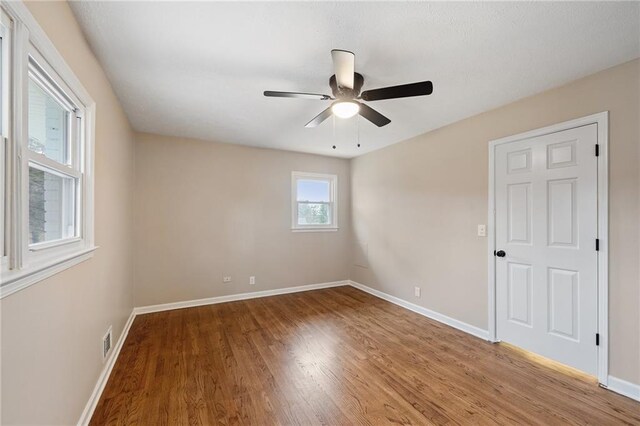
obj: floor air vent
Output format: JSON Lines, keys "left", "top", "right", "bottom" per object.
{"left": 103, "top": 327, "right": 112, "bottom": 360}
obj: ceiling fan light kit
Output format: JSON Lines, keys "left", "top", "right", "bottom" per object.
{"left": 331, "top": 100, "right": 360, "bottom": 118}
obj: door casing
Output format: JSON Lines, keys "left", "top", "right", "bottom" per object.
{"left": 487, "top": 112, "right": 609, "bottom": 386}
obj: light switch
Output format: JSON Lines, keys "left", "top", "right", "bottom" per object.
{"left": 477, "top": 224, "right": 487, "bottom": 237}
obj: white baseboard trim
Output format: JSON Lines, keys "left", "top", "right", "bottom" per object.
{"left": 134, "top": 280, "right": 349, "bottom": 315}
{"left": 606, "top": 375, "right": 640, "bottom": 401}
{"left": 348, "top": 280, "right": 490, "bottom": 341}
{"left": 77, "top": 309, "right": 136, "bottom": 426}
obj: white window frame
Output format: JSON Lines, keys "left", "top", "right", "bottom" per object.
{"left": 0, "top": 1, "right": 96, "bottom": 299}
{"left": 291, "top": 171, "right": 338, "bottom": 232}
{"left": 25, "top": 51, "right": 83, "bottom": 250}
{"left": 1, "top": 9, "right": 11, "bottom": 270}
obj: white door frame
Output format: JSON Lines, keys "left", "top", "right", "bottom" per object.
{"left": 487, "top": 111, "right": 609, "bottom": 385}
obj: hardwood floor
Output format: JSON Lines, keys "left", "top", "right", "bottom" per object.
{"left": 90, "top": 286, "right": 640, "bottom": 425}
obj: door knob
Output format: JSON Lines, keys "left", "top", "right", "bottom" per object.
{"left": 495, "top": 250, "right": 506, "bottom": 257}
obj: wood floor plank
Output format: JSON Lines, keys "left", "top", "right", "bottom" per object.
{"left": 90, "top": 286, "right": 640, "bottom": 425}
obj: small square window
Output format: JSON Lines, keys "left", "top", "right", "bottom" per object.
{"left": 292, "top": 172, "right": 337, "bottom": 231}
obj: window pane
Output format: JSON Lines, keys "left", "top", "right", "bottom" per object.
{"left": 0, "top": 36, "right": 4, "bottom": 257}
{"left": 297, "top": 202, "right": 330, "bottom": 225}
{"left": 28, "top": 78, "right": 69, "bottom": 164}
{"left": 0, "top": 35, "right": 3, "bottom": 136}
{"left": 297, "top": 179, "right": 330, "bottom": 202}
{"left": 29, "top": 166, "right": 76, "bottom": 244}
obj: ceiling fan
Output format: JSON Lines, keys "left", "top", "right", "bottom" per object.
{"left": 264, "top": 49, "right": 433, "bottom": 128}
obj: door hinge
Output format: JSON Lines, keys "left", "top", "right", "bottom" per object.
{"left": 596, "top": 333, "right": 600, "bottom": 346}
{"left": 595, "top": 239, "right": 600, "bottom": 251}
{"left": 595, "top": 144, "right": 600, "bottom": 157}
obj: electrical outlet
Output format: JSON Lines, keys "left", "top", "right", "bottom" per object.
{"left": 223, "top": 276, "right": 232, "bottom": 283}
{"left": 414, "top": 287, "right": 421, "bottom": 298}
{"left": 477, "top": 224, "right": 487, "bottom": 237}
{"left": 249, "top": 276, "right": 255, "bottom": 285}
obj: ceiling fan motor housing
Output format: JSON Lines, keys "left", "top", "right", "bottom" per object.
{"left": 330, "top": 72, "right": 364, "bottom": 99}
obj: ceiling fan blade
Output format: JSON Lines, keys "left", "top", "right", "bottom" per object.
{"left": 360, "top": 81, "right": 433, "bottom": 102}
{"left": 264, "top": 91, "right": 331, "bottom": 100}
{"left": 331, "top": 49, "right": 355, "bottom": 89}
{"left": 359, "top": 103, "right": 391, "bottom": 127}
{"left": 305, "top": 107, "right": 333, "bottom": 128}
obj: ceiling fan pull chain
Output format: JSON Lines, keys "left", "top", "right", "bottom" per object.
{"left": 357, "top": 115, "right": 361, "bottom": 148}
{"left": 332, "top": 115, "right": 337, "bottom": 149}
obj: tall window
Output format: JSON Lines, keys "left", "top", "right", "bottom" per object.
{"left": 27, "top": 61, "right": 80, "bottom": 247}
{"left": 0, "top": 9, "right": 10, "bottom": 267}
{"left": 0, "top": 2, "right": 95, "bottom": 298}
{"left": 291, "top": 171, "right": 338, "bottom": 231}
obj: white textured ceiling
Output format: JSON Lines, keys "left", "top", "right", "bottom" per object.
{"left": 70, "top": 1, "right": 639, "bottom": 158}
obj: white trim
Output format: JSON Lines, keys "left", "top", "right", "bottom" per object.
{"left": 291, "top": 227, "right": 338, "bottom": 233}
{"left": 134, "top": 280, "right": 349, "bottom": 315}
{"left": 606, "top": 375, "right": 640, "bottom": 402}
{"left": 0, "top": 245, "right": 96, "bottom": 298}
{"left": 349, "top": 280, "right": 490, "bottom": 341}
{"left": 487, "top": 140, "right": 497, "bottom": 342}
{"left": 487, "top": 112, "right": 609, "bottom": 384}
{"left": 595, "top": 114, "right": 609, "bottom": 386}
{"left": 29, "top": 236, "right": 83, "bottom": 252}
{"left": 77, "top": 310, "right": 136, "bottom": 426}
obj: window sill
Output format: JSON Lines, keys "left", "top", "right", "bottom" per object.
{"left": 0, "top": 246, "right": 97, "bottom": 299}
{"left": 291, "top": 227, "right": 339, "bottom": 233}
{"left": 29, "top": 236, "right": 83, "bottom": 252}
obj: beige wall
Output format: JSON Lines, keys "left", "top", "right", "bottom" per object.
{"left": 134, "top": 133, "right": 351, "bottom": 307}
{"left": 0, "top": 2, "right": 135, "bottom": 424}
{"left": 350, "top": 59, "right": 640, "bottom": 384}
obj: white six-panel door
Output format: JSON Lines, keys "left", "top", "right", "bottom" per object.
{"left": 495, "top": 123, "right": 598, "bottom": 375}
